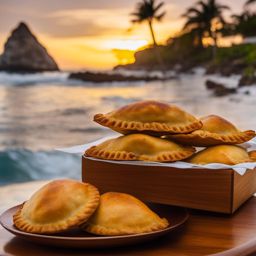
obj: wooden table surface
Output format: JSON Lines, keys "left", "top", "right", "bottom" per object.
{"left": 0, "top": 181, "right": 256, "bottom": 256}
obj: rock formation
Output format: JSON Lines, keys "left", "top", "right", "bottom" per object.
{"left": 0, "top": 22, "right": 59, "bottom": 72}
{"left": 69, "top": 71, "right": 165, "bottom": 83}
{"left": 205, "top": 79, "right": 237, "bottom": 97}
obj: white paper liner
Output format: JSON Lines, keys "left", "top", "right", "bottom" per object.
{"left": 56, "top": 136, "right": 256, "bottom": 176}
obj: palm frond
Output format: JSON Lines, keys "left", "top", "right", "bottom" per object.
{"left": 245, "top": 0, "right": 256, "bottom": 6}
{"left": 196, "top": 0, "right": 208, "bottom": 10}
{"left": 131, "top": 18, "right": 143, "bottom": 23}
{"left": 155, "top": 11, "right": 166, "bottom": 21}
{"left": 130, "top": 12, "right": 140, "bottom": 16}
{"left": 186, "top": 7, "right": 202, "bottom": 15}
{"left": 154, "top": 2, "right": 164, "bottom": 13}
{"left": 217, "top": 4, "right": 230, "bottom": 10}
{"left": 130, "top": 0, "right": 165, "bottom": 23}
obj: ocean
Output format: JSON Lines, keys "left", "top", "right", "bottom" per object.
{"left": 0, "top": 69, "right": 256, "bottom": 185}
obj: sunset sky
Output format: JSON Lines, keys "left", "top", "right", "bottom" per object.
{"left": 0, "top": 0, "right": 248, "bottom": 70}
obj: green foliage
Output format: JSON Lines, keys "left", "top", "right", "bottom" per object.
{"left": 243, "top": 66, "right": 255, "bottom": 77}
{"left": 133, "top": 43, "right": 256, "bottom": 71}
{"left": 233, "top": 13, "right": 256, "bottom": 37}
{"left": 134, "top": 42, "right": 212, "bottom": 67}
{"left": 215, "top": 44, "right": 256, "bottom": 65}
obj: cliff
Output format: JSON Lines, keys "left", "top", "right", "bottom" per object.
{"left": 0, "top": 22, "right": 59, "bottom": 72}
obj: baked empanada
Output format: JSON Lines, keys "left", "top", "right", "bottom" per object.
{"left": 85, "top": 134, "right": 195, "bottom": 162}
{"left": 84, "top": 192, "right": 169, "bottom": 236}
{"left": 187, "top": 145, "right": 252, "bottom": 165}
{"left": 249, "top": 151, "right": 256, "bottom": 161}
{"left": 13, "top": 179, "right": 100, "bottom": 234}
{"left": 94, "top": 100, "right": 202, "bottom": 135}
{"left": 168, "top": 115, "right": 255, "bottom": 146}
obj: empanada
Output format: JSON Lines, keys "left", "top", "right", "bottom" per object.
{"left": 168, "top": 115, "right": 255, "bottom": 146}
{"left": 94, "top": 100, "right": 202, "bottom": 135}
{"left": 249, "top": 151, "right": 256, "bottom": 161}
{"left": 84, "top": 192, "right": 169, "bottom": 236}
{"left": 187, "top": 145, "right": 252, "bottom": 165}
{"left": 85, "top": 134, "right": 195, "bottom": 162}
{"left": 13, "top": 179, "right": 100, "bottom": 234}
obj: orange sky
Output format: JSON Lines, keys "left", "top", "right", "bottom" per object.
{"left": 0, "top": 0, "right": 247, "bottom": 70}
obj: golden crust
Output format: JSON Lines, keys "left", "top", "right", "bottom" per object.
{"left": 249, "top": 151, "right": 256, "bottom": 161}
{"left": 84, "top": 192, "right": 169, "bottom": 236}
{"left": 85, "top": 134, "right": 195, "bottom": 162}
{"left": 168, "top": 115, "right": 255, "bottom": 146}
{"left": 94, "top": 100, "right": 202, "bottom": 135}
{"left": 13, "top": 179, "right": 100, "bottom": 234}
{"left": 187, "top": 145, "right": 252, "bottom": 165}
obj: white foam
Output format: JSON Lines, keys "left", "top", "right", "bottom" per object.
{"left": 0, "top": 71, "right": 69, "bottom": 86}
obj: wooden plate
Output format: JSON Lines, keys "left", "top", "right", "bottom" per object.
{"left": 0, "top": 203, "right": 188, "bottom": 248}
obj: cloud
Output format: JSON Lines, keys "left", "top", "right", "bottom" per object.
{"left": 44, "top": 8, "right": 131, "bottom": 37}
{"left": 0, "top": 0, "right": 245, "bottom": 40}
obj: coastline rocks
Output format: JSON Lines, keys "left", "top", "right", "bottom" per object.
{"left": 69, "top": 71, "right": 163, "bottom": 83}
{"left": 206, "top": 60, "right": 246, "bottom": 77}
{"left": 205, "top": 80, "right": 237, "bottom": 97}
{"left": 238, "top": 75, "right": 256, "bottom": 87}
{"left": 0, "top": 22, "right": 59, "bottom": 72}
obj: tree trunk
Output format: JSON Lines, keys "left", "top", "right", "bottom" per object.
{"left": 148, "top": 20, "right": 157, "bottom": 46}
{"left": 147, "top": 19, "right": 166, "bottom": 75}
{"left": 211, "top": 31, "right": 218, "bottom": 60}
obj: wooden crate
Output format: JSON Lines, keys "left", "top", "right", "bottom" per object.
{"left": 82, "top": 156, "right": 256, "bottom": 214}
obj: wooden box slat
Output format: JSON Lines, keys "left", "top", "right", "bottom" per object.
{"left": 82, "top": 157, "right": 256, "bottom": 213}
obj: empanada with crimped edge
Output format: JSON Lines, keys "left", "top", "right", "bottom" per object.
{"left": 187, "top": 145, "right": 252, "bottom": 165}
{"left": 83, "top": 192, "right": 169, "bottom": 236}
{"left": 94, "top": 100, "right": 202, "bottom": 135}
{"left": 85, "top": 134, "right": 195, "bottom": 162}
{"left": 13, "top": 179, "right": 100, "bottom": 234}
{"left": 167, "top": 115, "right": 255, "bottom": 146}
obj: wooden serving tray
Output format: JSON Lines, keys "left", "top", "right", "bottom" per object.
{"left": 1, "top": 196, "right": 256, "bottom": 255}
{"left": 82, "top": 157, "right": 256, "bottom": 213}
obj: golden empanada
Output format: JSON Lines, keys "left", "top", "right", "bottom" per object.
{"left": 94, "top": 100, "right": 202, "bottom": 135}
{"left": 168, "top": 115, "right": 255, "bottom": 146}
{"left": 85, "top": 134, "right": 195, "bottom": 162}
{"left": 187, "top": 145, "right": 252, "bottom": 165}
{"left": 13, "top": 179, "right": 100, "bottom": 234}
{"left": 84, "top": 192, "right": 169, "bottom": 236}
{"left": 249, "top": 151, "right": 256, "bottom": 161}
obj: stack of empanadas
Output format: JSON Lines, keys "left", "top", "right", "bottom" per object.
{"left": 86, "top": 100, "right": 256, "bottom": 165}
{"left": 86, "top": 100, "right": 200, "bottom": 162}
{"left": 13, "top": 179, "right": 169, "bottom": 235}
{"left": 170, "top": 115, "right": 255, "bottom": 165}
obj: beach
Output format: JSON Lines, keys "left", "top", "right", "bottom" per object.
{"left": 0, "top": 69, "right": 255, "bottom": 185}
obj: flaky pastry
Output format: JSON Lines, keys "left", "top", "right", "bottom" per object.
{"left": 13, "top": 179, "right": 100, "bottom": 234}
{"left": 85, "top": 134, "right": 195, "bottom": 162}
{"left": 94, "top": 100, "right": 202, "bottom": 135}
{"left": 84, "top": 192, "right": 169, "bottom": 236}
{"left": 249, "top": 150, "right": 256, "bottom": 161}
{"left": 167, "top": 115, "right": 255, "bottom": 146}
{"left": 187, "top": 145, "right": 252, "bottom": 165}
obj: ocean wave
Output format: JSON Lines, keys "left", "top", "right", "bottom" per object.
{"left": 0, "top": 71, "right": 69, "bottom": 86}
{"left": 0, "top": 149, "right": 80, "bottom": 185}
{"left": 238, "top": 85, "right": 256, "bottom": 96}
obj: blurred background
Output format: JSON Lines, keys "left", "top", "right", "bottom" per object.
{"left": 0, "top": 0, "right": 256, "bottom": 185}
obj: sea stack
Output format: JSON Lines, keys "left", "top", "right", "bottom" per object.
{"left": 0, "top": 22, "right": 59, "bottom": 72}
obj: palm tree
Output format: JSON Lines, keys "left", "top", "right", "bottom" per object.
{"left": 131, "top": 0, "right": 166, "bottom": 46}
{"left": 245, "top": 0, "right": 256, "bottom": 13}
{"left": 231, "top": 0, "right": 256, "bottom": 37}
{"left": 182, "top": 0, "right": 230, "bottom": 56}
{"left": 232, "top": 11, "right": 256, "bottom": 37}
{"left": 245, "top": 0, "right": 256, "bottom": 6}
